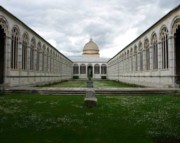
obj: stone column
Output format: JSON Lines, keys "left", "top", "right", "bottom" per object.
{"left": 4, "top": 35, "right": 11, "bottom": 86}
{"left": 27, "top": 45, "right": 30, "bottom": 83}
{"left": 59, "top": 59, "right": 62, "bottom": 81}
{"left": 39, "top": 51, "right": 42, "bottom": 72}
{"left": 48, "top": 55, "right": 50, "bottom": 73}
{"left": 122, "top": 59, "right": 124, "bottom": 73}
{"left": 34, "top": 49, "right": 37, "bottom": 82}
{"left": 124, "top": 58, "right": 127, "bottom": 73}
{"left": 86, "top": 64, "right": 88, "bottom": 79}
{"left": 43, "top": 54, "right": 46, "bottom": 74}
{"left": 58, "top": 57, "right": 60, "bottom": 74}
{"left": 158, "top": 41, "right": 162, "bottom": 70}
{"left": 18, "top": 41, "right": 22, "bottom": 85}
{"left": 168, "top": 35, "right": 175, "bottom": 86}
{"left": 148, "top": 46, "right": 154, "bottom": 83}
{"left": 168, "top": 35, "right": 175, "bottom": 74}
{"left": 27, "top": 46, "right": 30, "bottom": 73}
{"left": 143, "top": 49, "right": 146, "bottom": 71}
{"left": 137, "top": 52, "right": 140, "bottom": 72}
{"left": 125, "top": 57, "right": 127, "bottom": 73}
{"left": 78, "top": 63, "right": 80, "bottom": 76}
{"left": 92, "top": 64, "right": 95, "bottom": 78}
{"left": 149, "top": 46, "right": 153, "bottom": 72}
{"left": 39, "top": 51, "right": 42, "bottom": 82}
{"left": 133, "top": 54, "right": 135, "bottom": 72}
{"left": 118, "top": 58, "right": 120, "bottom": 81}
{"left": 18, "top": 41, "right": 22, "bottom": 70}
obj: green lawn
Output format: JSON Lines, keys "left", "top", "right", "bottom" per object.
{"left": 0, "top": 93, "right": 180, "bottom": 143}
{"left": 93, "top": 80, "right": 140, "bottom": 88}
{"left": 42, "top": 80, "right": 140, "bottom": 88}
{"left": 44, "top": 80, "right": 87, "bottom": 87}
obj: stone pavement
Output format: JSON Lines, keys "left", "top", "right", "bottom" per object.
{"left": 1, "top": 86, "right": 180, "bottom": 95}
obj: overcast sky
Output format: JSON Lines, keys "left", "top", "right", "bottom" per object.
{"left": 0, "top": 0, "right": 179, "bottom": 58}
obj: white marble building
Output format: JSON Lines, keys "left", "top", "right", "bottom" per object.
{"left": 71, "top": 39, "right": 108, "bottom": 79}
{"left": 107, "top": 5, "right": 180, "bottom": 88}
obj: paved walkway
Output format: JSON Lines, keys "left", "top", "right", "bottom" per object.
{"left": 2, "top": 86, "right": 180, "bottom": 95}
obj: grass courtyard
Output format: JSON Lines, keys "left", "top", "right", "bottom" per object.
{"left": 42, "top": 79, "right": 140, "bottom": 88}
{"left": 0, "top": 93, "right": 180, "bottom": 143}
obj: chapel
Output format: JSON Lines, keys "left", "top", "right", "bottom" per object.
{"left": 72, "top": 38, "right": 107, "bottom": 79}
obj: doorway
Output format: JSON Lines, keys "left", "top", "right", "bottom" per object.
{"left": 175, "top": 25, "right": 180, "bottom": 83}
{"left": 0, "top": 26, "right": 5, "bottom": 84}
{"left": 87, "top": 66, "right": 93, "bottom": 79}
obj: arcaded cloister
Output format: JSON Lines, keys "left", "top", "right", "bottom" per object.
{"left": 0, "top": 5, "right": 180, "bottom": 88}
{"left": 0, "top": 6, "right": 72, "bottom": 87}
{"left": 108, "top": 5, "right": 180, "bottom": 87}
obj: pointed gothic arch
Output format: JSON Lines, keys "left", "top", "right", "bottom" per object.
{"left": 151, "top": 32, "right": 158, "bottom": 69}
{"left": 30, "top": 37, "right": 36, "bottom": 70}
{"left": 0, "top": 16, "right": 9, "bottom": 34}
{"left": 160, "top": 25, "right": 169, "bottom": 69}
{"left": 130, "top": 48, "right": 133, "bottom": 72}
{"left": 11, "top": 25, "right": 20, "bottom": 69}
{"left": 134, "top": 45, "right": 138, "bottom": 71}
{"left": 0, "top": 16, "right": 9, "bottom": 84}
{"left": 0, "top": 25, "right": 5, "bottom": 84}
{"left": 42, "top": 44, "right": 46, "bottom": 71}
{"left": 144, "top": 38, "right": 150, "bottom": 70}
{"left": 36, "top": 42, "right": 41, "bottom": 71}
{"left": 139, "top": 42, "right": 143, "bottom": 71}
{"left": 22, "top": 32, "right": 29, "bottom": 70}
{"left": 172, "top": 18, "right": 180, "bottom": 83}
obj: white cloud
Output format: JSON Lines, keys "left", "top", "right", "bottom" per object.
{"left": 0, "top": 0, "right": 179, "bottom": 59}
{"left": 48, "top": 39, "right": 57, "bottom": 48}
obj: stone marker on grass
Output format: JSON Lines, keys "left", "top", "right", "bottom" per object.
{"left": 85, "top": 73, "right": 97, "bottom": 108}
{"left": 86, "top": 80, "right": 93, "bottom": 88}
{"left": 84, "top": 89, "right": 97, "bottom": 108}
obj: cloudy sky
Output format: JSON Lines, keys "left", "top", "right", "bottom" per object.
{"left": 1, "top": 0, "right": 179, "bottom": 58}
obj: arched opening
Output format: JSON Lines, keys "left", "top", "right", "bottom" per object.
{"left": 139, "top": 42, "right": 143, "bottom": 71}
{"left": 0, "top": 26, "right": 5, "bottom": 84}
{"left": 87, "top": 65, "right": 93, "bottom": 79}
{"left": 101, "top": 64, "right": 107, "bottom": 74}
{"left": 145, "top": 38, "right": 150, "bottom": 70}
{"left": 160, "top": 27, "right": 169, "bottom": 69}
{"left": 22, "top": 33, "right": 28, "bottom": 70}
{"left": 94, "top": 64, "right": 100, "bottom": 74}
{"left": 73, "top": 64, "right": 79, "bottom": 74}
{"left": 152, "top": 33, "right": 158, "bottom": 69}
{"left": 80, "top": 64, "right": 86, "bottom": 74}
{"left": 11, "top": 26, "right": 19, "bottom": 69}
{"left": 175, "top": 25, "right": 180, "bottom": 83}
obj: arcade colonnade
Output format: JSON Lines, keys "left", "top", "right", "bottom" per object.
{"left": 107, "top": 5, "right": 180, "bottom": 88}
{"left": 73, "top": 63, "right": 107, "bottom": 79}
{"left": 1, "top": 5, "right": 180, "bottom": 88}
{"left": 0, "top": 7, "right": 72, "bottom": 87}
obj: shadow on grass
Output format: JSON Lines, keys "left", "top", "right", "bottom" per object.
{"left": 153, "top": 137, "right": 180, "bottom": 143}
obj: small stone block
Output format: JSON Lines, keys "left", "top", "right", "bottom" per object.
{"left": 84, "top": 89, "right": 97, "bottom": 108}
{"left": 86, "top": 81, "right": 93, "bottom": 88}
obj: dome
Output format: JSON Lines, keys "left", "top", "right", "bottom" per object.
{"left": 83, "top": 38, "right": 99, "bottom": 57}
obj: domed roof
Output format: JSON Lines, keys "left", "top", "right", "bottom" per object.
{"left": 83, "top": 38, "right": 99, "bottom": 57}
